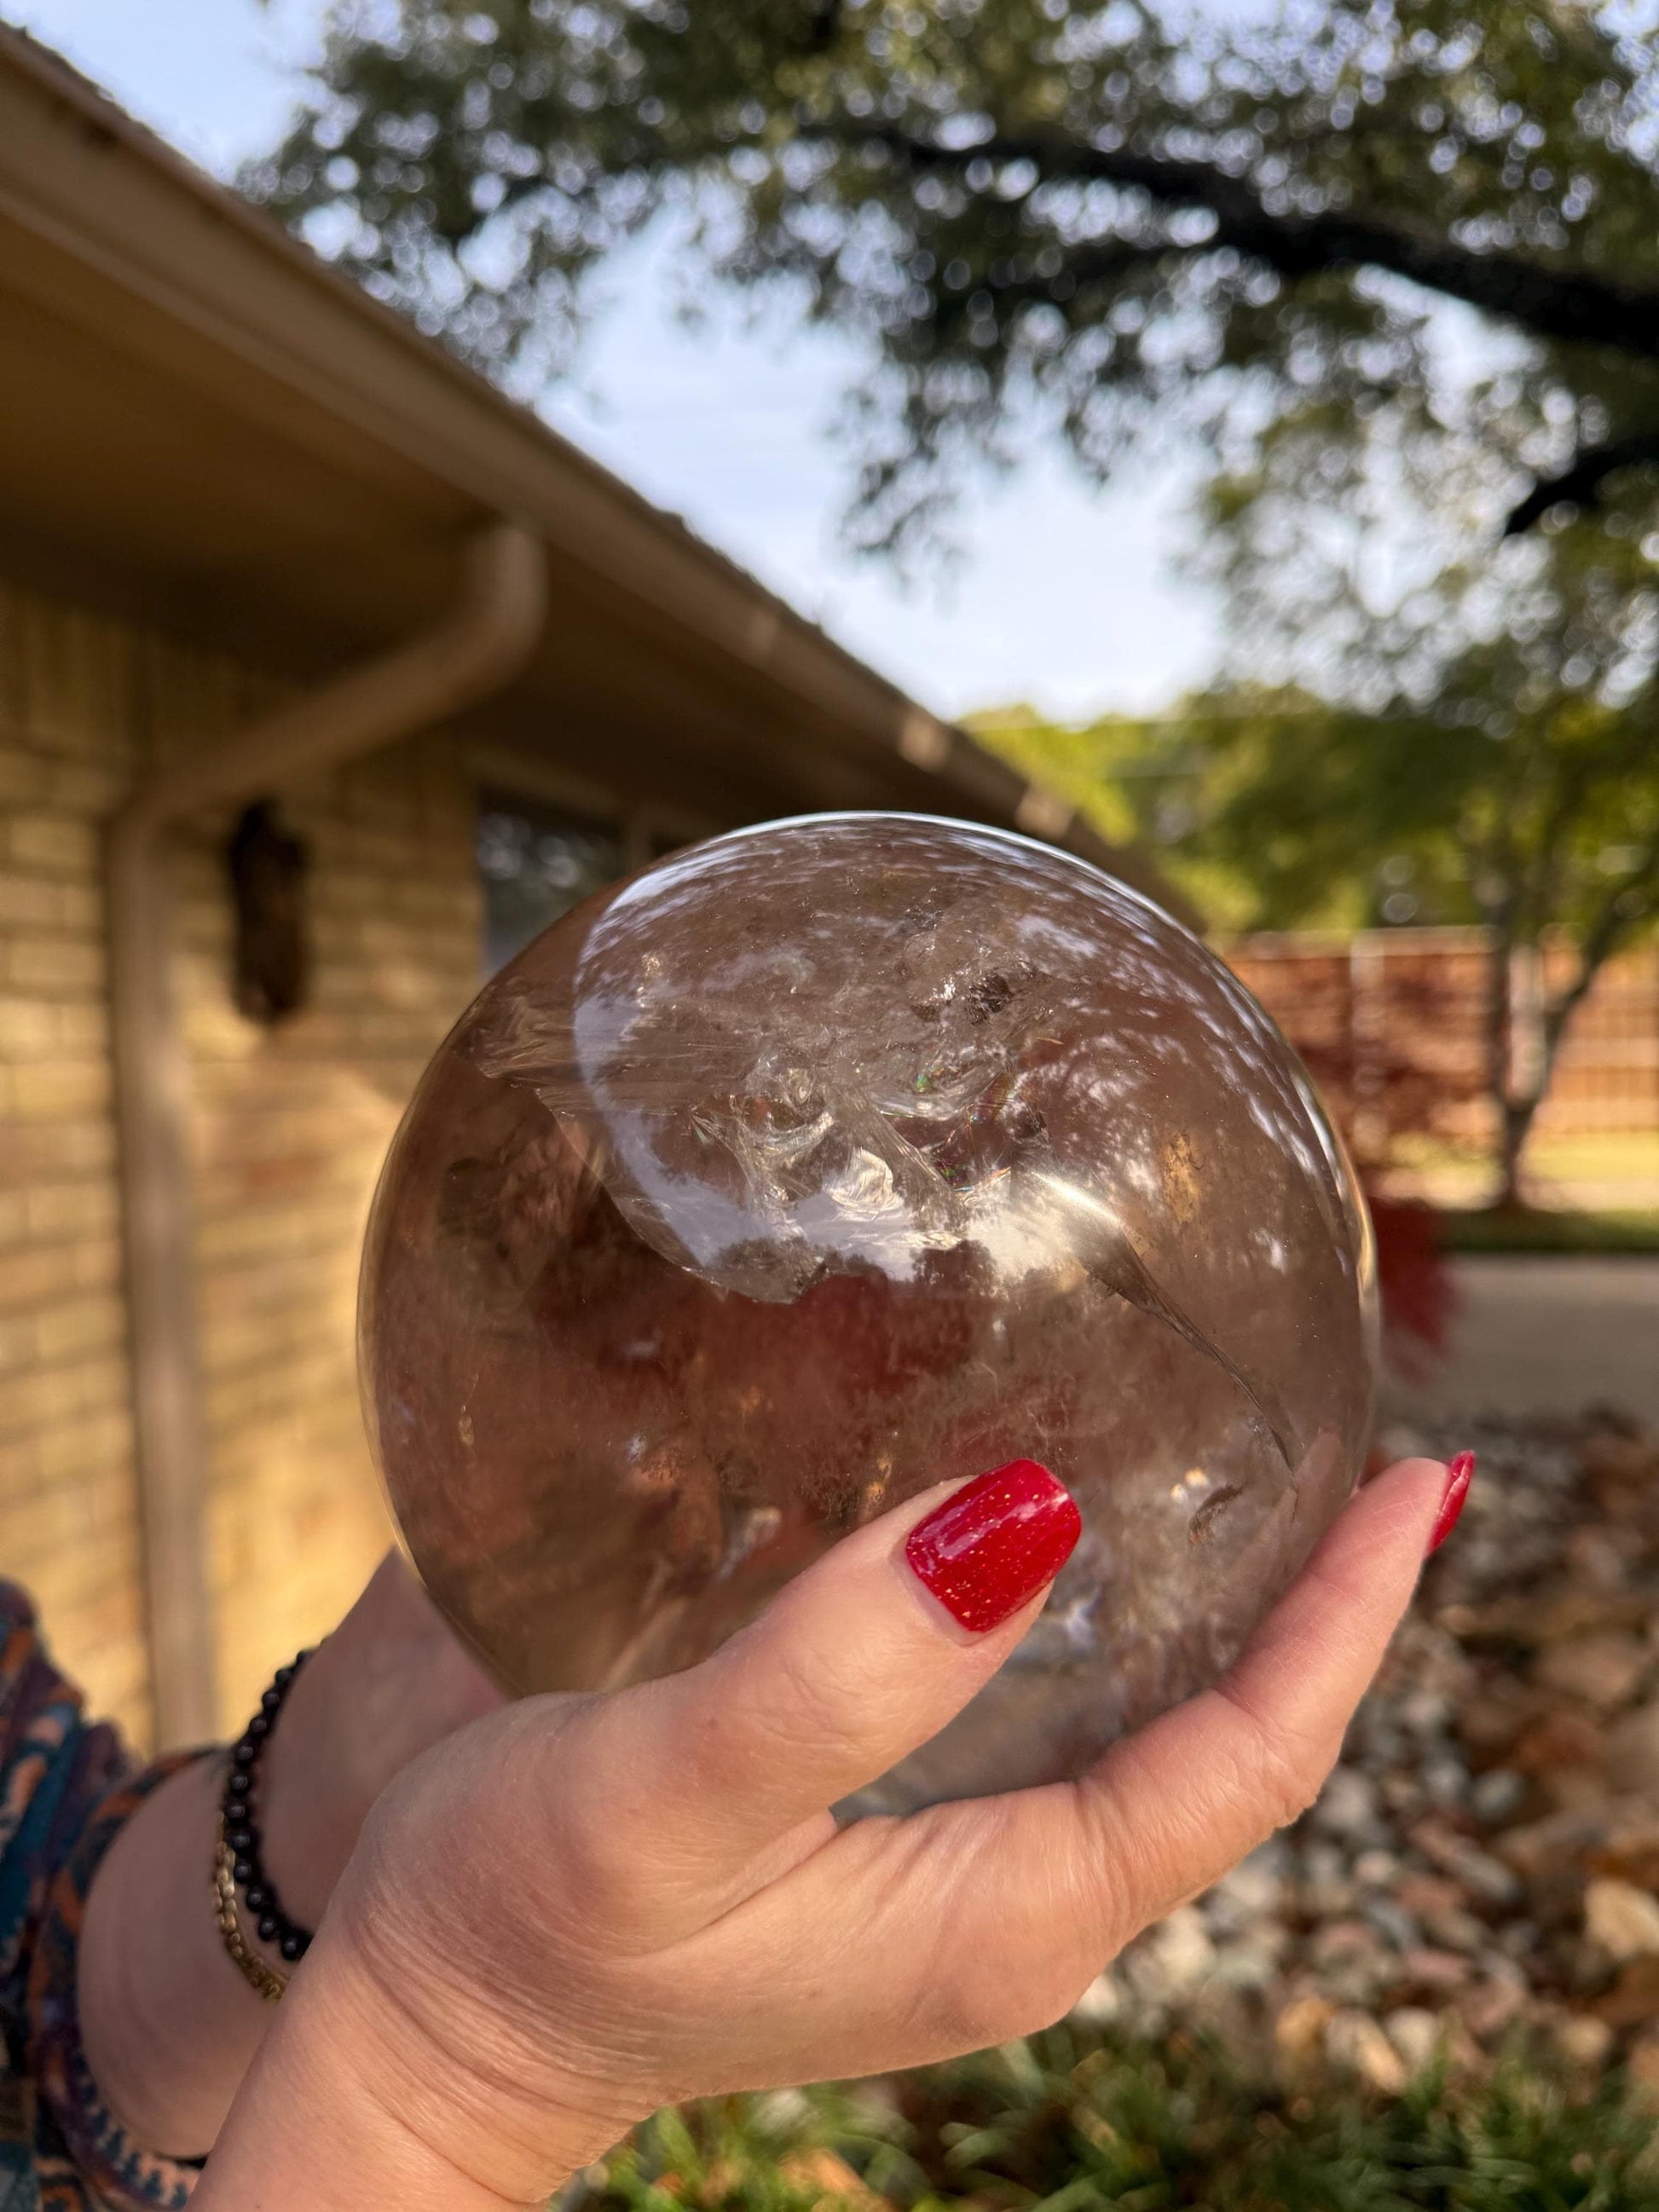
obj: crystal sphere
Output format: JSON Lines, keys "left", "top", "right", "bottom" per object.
{"left": 360, "top": 814, "right": 1376, "bottom": 1814}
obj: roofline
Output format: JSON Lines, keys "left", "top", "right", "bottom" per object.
{"left": 0, "top": 24, "right": 818, "bottom": 621}
{"left": 0, "top": 25, "right": 1196, "bottom": 923}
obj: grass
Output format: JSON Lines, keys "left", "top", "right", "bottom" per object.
{"left": 575, "top": 2031, "right": 1659, "bottom": 2212}
{"left": 1435, "top": 1206, "right": 1659, "bottom": 1255}
{"left": 1365, "top": 1129, "right": 1659, "bottom": 1251}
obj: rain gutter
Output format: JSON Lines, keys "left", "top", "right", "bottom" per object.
{"left": 107, "top": 522, "right": 546, "bottom": 1746}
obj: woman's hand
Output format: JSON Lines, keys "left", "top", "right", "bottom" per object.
{"left": 196, "top": 1453, "right": 1455, "bottom": 2212}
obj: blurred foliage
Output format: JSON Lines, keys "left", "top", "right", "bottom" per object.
{"left": 250, "top": 0, "right": 1659, "bottom": 922}
{"left": 1436, "top": 1203, "right": 1659, "bottom": 1251}
{"left": 973, "top": 646, "right": 1659, "bottom": 1194}
{"left": 247, "top": 2, "right": 1659, "bottom": 555}
{"left": 963, "top": 701, "right": 1270, "bottom": 929}
{"left": 1182, "top": 332, "right": 1659, "bottom": 949}
{"left": 248, "top": 1, "right": 1659, "bottom": 1193}
{"left": 973, "top": 652, "right": 1659, "bottom": 950}
{"left": 579, "top": 2029, "right": 1659, "bottom": 2212}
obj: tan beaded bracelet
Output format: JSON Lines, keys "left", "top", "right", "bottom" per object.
{"left": 212, "top": 1815, "right": 288, "bottom": 2004}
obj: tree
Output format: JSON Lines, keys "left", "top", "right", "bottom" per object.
{"left": 1174, "top": 688, "right": 1658, "bottom": 1203}
{"left": 1146, "top": 357, "right": 1659, "bottom": 1204}
{"left": 248, "top": 0, "right": 1659, "bottom": 1199}
{"left": 977, "top": 652, "right": 1659, "bottom": 1205}
{"left": 962, "top": 702, "right": 1270, "bottom": 927}
{"left": 249, "top": 1, "right": 1659, "bottom": 552}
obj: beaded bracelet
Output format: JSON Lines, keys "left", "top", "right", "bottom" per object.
{"left": 212, "top": 1818, "right": 288, "bottom": 2002}
{"left": 216, "top": 1649, "right": 316, "bottom": 1990}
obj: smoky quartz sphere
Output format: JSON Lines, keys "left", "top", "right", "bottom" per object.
{"left": 361, "top": 814, "right": 1376, "bottom": 1815}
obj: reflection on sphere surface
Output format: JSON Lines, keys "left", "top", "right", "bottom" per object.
{"left": 360, "top": 814, "right": 1375, "bottom": 1813}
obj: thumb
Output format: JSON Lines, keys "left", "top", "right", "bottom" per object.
{"left": 583, "top": 1458, "right": 1080, "bottom": 1874}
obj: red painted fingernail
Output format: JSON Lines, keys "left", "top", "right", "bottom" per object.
{"left": 1427, "top": 1452, "right": 1475, "bottom": 1555}
{"left": 905, "top": 1459, "right": 1081, "bottom": 1633}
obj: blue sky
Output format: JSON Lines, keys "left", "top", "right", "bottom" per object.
{"left": 4, "top": 0, "right": 1221, "bottom": 722}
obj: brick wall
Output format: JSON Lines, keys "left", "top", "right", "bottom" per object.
{"left": 0, "top": 580, "right": 483, "bottom": 1743}
{"left": 0, "top": 593, "right": 139, "bottom": 1731}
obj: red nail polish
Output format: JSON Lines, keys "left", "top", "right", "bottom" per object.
{"left": 905, "top": 1459, "right": 1082, "bottom": 1633}
{"left": 1427, "top": 1452, "right": 1475, "bottom": 1555}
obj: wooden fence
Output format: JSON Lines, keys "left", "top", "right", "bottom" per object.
{"left": 1224, "top": 929, "right": 1659, "bottom": 1160}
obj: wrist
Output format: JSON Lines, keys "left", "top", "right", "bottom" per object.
{"left": 257, "top": 1556, "right": 505, "bottom": 1930}
{"left": 194, "top": 1909, "right": 614, "bottom": 2212}
{"left": 79, "top": 1754, "right": 272, "bottom": 2157}
{"left": 255, "top": 1645, "right": 375, "bottom": 1930}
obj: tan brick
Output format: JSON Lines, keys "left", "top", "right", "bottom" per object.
{"left": 0, "top": 1431, "right": 41, "bottom": 1498}
{"left": 71, "top": 1237, "right": 119, "bottom": 1293}
{"left": 2, "top": 1483, "right": 92, "bottom": 1564}
{"left": 7, "top": 937, "right": 102, "bottom": 994}
{"left": 1, "top": 1413, "right": 125, "bottom": 1500}
{"left": 0, "top": 746, "right": 50, "bottom": 805}
{"left": 193, "top": 1212, "right": 293, "bottom": 1268}
{"left": 6, "top": 811, "right": 98, "bottom": 876}
{"left": 34, "top": 1292, "right": 124, "bottom": 1364}
{"left": 309, "top": 872, "right": 383, "bottom": 918}
{"left": 25, "top": 1182, "right": 116, "bottom": 1240}
{"left": 206, "top": 1311, "right": 346, "bottom": 1379}
{"left": 0, "top": 1119, "right": 114, "bottom": 1181}
{"left": 36, "top": 1408, "right": 130, "bottom": 1483}
{"left": 0, "top": 1362, "right": 127, "bottom": 1452}
{"left": 0, "top": 871, "right": 61, "bottom": 929}
{"left": 0, "top": 1311, "right": 38, "bottom": 1374}
{"left": 0, "top": 1239, "right": 115, "bottom": 1318}
{"left": 55, "top": 883, "right": 102, "bottom": 934}
{"left": 55, "top": 1003, "right": 109, "bottom": 1054}
{"left": 0, "top": 1242, "right": 82, "bottom": 1311}
{"left": 0, "top": 996, "right": 58, "bottom": 1057}
{"left": 48, "top": 759, "right": 125, "bottom": 811}
{"left": 9, "top": 1061, "right": 110, "bottom": 1121}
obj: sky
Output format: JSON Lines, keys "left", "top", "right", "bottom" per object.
{"left": 3, "top": 0, "right": 1222, "bottom": 723}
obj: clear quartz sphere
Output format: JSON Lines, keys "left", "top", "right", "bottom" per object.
{"left": 360, "top": 814, "right": 1376, "bottom": 1814}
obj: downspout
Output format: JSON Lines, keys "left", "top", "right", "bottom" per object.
{"left": 108, "top": 522, "right": 547, "bottom": 1747}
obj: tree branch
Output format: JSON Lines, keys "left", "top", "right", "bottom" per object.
{"left": 802, "top": 2, "right": 843, "bottom": 53}
{"left": 1540, "top": 843, "right": 1659, "bottom": 1068}
{"left": 1502, "top": 429, "right": 1659, "bottom": 534}
{"left": 830, "top": 123, "right": 1659, "bottom": 366}
{"left": 934, "top": 234, "right": 1183, "bottom": 318}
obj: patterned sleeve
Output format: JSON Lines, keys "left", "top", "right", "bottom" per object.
{"left": 0, "top": 1580, "right": 203, "bottom": 2209}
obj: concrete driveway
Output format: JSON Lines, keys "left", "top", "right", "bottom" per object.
{"left": 1379, "top": 1256, "right": 1659, "bottom": 1431}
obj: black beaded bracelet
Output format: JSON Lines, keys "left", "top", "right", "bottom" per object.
{"left": 219, "top": 1649, "right": 316, "bottom": 1966}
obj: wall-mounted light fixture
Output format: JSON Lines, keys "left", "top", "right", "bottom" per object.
{"left": 227, "top": 800, "right": 310, "bottom": 1022}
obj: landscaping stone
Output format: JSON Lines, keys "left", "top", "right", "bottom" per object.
{"left": 1382, "top": 2006, "right": 1442, "bottom": 2077}
{"left": 1586, "top": 1878, "right": 1659, "bottom": 1963}
{"left": 1073, "top": 1410, "right": 1659, "bottom": 2086}
{"left": 1326, "top": 2008, "right": 1408, "bottom": 2094}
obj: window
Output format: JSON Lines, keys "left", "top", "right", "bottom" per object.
{"left": 476, "top": 797, "right": 623, "bottom": 973}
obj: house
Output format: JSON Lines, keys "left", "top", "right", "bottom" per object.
{"left": 0, "top": 26, "right": 1182, "bottom": 1749}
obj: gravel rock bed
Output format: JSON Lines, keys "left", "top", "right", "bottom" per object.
{"left": 1072, "top": 1410, "right": 1659, "bottom": 2093}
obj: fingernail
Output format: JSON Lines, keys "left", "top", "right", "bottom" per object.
{"left": 1427, "top": 1451, "right": 1476, "bottom": 1555}
{"left": 905, "top": 1459, "right": 1082, "bottom": 1633}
